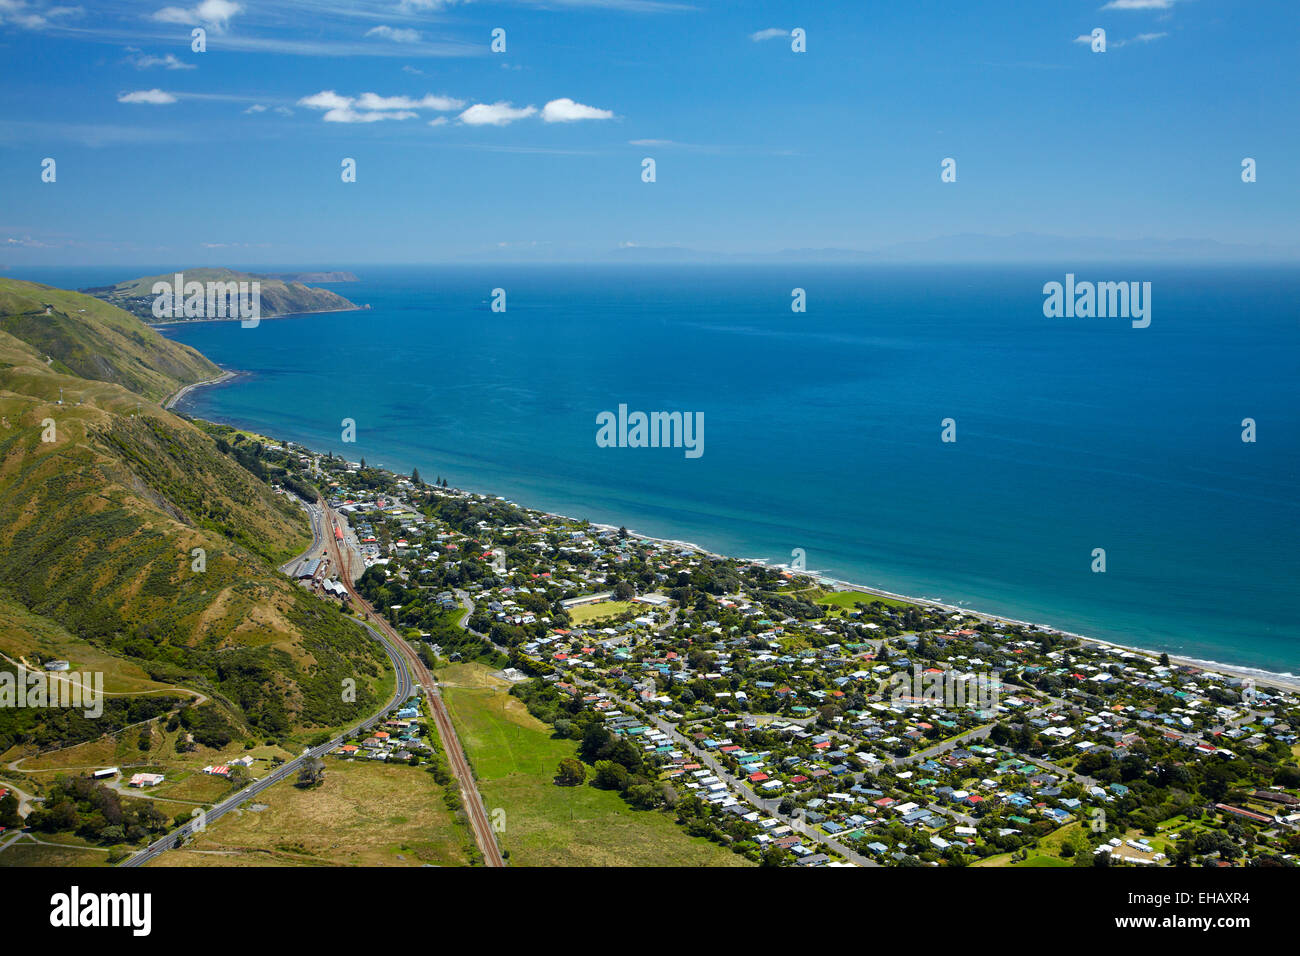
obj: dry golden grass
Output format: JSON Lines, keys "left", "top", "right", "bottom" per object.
{"left": 150, "top": 758, "right": 475, "bottom": 867}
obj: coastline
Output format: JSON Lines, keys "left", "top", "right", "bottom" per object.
{"left": 166, "top": 392, "right": 1300, "bottom": 697}
{"left": 583, "top": 525, "right": 1300, "bottom": 696}
{"left": 163, "top": 369, "right": 237, "bottom": 410}
{"left": 148, "top": 305, "right": 368, "bottom": 329}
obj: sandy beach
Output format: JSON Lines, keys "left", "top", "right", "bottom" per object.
{"left": 163, "top": 369, "right": 236, "bottom": 410}
{"left": 587, "top": 523, "right": 1300, "bottom": 696}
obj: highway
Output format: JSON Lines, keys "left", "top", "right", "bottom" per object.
{"left": 278, "top": 497, "right": 327, "bottom": 576}
{"left": 121, "top": 618, "right": 412, "bottom": 867}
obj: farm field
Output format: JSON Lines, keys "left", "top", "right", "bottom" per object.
{"left": 438, "top": 662, "right": 752, "bottom": 868}
{"left": 147, "top": 757, "right": 476, "bottom": 867}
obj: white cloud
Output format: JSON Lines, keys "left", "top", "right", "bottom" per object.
{"left": 0, "top": 0, "right": 81, "bottom": 29}
{"left": 152, "top": 0, "right": 242, "bottom": 32}
{"left": 118, "top": 88, "right": 177, "bottom": 104}
{"left": 366, "top": 25, "right": 420, "bottom": 43}
{"left": 243, "top": 103, "right": 266, "bottom": 113}
{"left": 357, "top": 92, "right": 463, "bottom": 111}
{"left": 428, "top": 117, "right": 448, "bottom": 127}
{"left": 1076, "top": 29, "right": 1168, "bottom": 48}
{"left": 458, "top": 101, "right": 537, "bottom": 126}
{"left": 298, "top": 89, "right": 354, "bottom": 111}
{"left": 749, "top": 28, "right": 789, "bottom": 42}
{"left": 1101, "top": 0, "right": 1174, "bottom": 9}
{"left": 323, "top": 107, "right": 417, "bottom": 123}
{"left": 298, "top": 89, "right": 461, "bottom": 123}
{"left": 128, "top": 50, "right": 196, "bottom": 70}
{"left": 541, "top": 97, "right": 614, "bottom": 123}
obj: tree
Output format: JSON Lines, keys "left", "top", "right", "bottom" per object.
{"left": 625, "top": 783, "right": 663, "bottom": 809}
{"left": 0, "top": 793, "right": 19, "bottom": 828}
{"left": 556, "top": 757, "right": 586, "bottom": 787}
{"left": 411, "top": 467, "right": 422, "bottom": 486}
{"left": 593, "top": 760, "right": 630, "bottom": 792}
{"left": 296, "top": 757, "right": 325, "bottom": 789}
{"left": 579, "top": 724, "right": 614, "bottom": 763}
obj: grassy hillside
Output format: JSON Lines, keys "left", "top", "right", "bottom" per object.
{"left": 0, "top": 278, "right": 218, "bottom": 403}
{"left": 0, "top": 279, "right": 389, "bottom": 762}
{"left": 82, "top": 268, "right": 358, "bottom": 322}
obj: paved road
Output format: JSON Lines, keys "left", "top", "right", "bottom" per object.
{"left": 0, "top": 778, "right": 42, "bottom": 817}
{"left": 278, "top": 498, "right": 326, "bottom": 576}
{"left": 121, "top": 619, "right": 412, "bottom": 867}
{"left": 326, "top": 506, "right": 504, "bottom": 867}
{"left": 163, "top": 370, "right": 235, "bottom": 411}
{"left": 559, "top": 668, "right": 878, "bottom": 867}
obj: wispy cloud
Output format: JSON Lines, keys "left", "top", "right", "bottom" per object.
{"left": 152, "top": 0, "right": 242, "bottom": 33}
{"left": 1101, "top": 0, "right": 1175, "bottom": 9}
{"left": 357, "top": 92, "right": 463, "bottom": 110}
{"left": 1074, "top": 30, "right": 1168, "bottom": 48}
{"left": 118, "top": 88, "right": 178, "bottom": 104}
{"left": 297, "top": 89, "right": 462, "bottom": 123}
{"left": 749, "top": 28, "right": 789, "bottom": 42}
{"left": 627, "top": 138, "right": 791, "bottom": 156}
{"left": 125, "top": 48, "right": 196, "bottom": 70}
{"left": 0, "top": 1, "right": 82, "bottom": 30}
{"left": 365, "top": 24, "right": 420, "bottom": 43}
{"left": 0, "top": 118, "right": 193, "bottom": 146}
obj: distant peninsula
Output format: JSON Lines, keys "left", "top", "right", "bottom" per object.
{"left": 81, "top": 268, "right": 362, "bottom": 323}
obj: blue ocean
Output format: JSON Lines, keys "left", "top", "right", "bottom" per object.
{"left": 27, "top": 265, "right": 1300, "bottom": 674}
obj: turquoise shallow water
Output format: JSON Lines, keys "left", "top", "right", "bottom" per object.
{"left": 28, "top": 264, "right": 1300, "bottom": 674}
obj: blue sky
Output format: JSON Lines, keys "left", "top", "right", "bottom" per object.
{"left": 1, "top": 0, "right": 1297, "bottom": 265}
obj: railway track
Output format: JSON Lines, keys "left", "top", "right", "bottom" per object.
{"left": 322, "top": 503, "right": 504, "bottom": 868}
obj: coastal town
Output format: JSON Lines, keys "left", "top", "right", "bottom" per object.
{"left": 265, "top": 435, "right": 1300, "bottom": 868}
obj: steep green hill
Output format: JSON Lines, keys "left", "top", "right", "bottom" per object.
{"left": 82, "top": 268, "right": 359, "bottom": 323}
{"left": 0, "top": 278, "right": 387, "bottom": 757}
{"left": 0, "top": 279, "right": 219, "bottom": 402}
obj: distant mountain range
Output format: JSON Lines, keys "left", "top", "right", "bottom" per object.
{"left": 81, "top": 268, "right": 360, "bottom": 322}
{"left": 598, "top": 234, "right": 1300, "bottom": 264}
{"left": 258, "top": 271, "right": 357, "bottom": 283}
